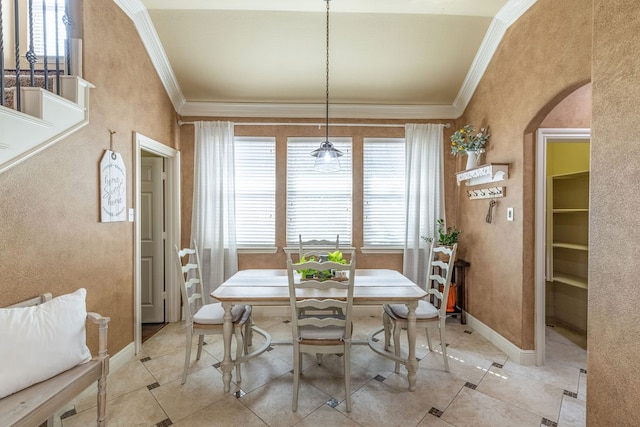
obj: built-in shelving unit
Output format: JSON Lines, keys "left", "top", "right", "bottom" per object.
{"left": 546, "top": 170, "right": 589, "bottom": 289}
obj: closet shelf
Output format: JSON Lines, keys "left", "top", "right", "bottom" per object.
{"left": 552, "top": 273, "right": 588, "bottom": 289}
{"left": 552, "top": 242, "right": 588, "bottom": 251}
{"left": 553, "top": 208, "right": 589, "bottom": 213}
{"left": 456, "top": 163, "right": 509, "bottom": 186}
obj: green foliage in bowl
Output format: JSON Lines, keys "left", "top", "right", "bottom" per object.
{"left": 296, "top": 250, "right": 347, "bottom": 280}
{"left": 421, "top": 219, "right": 461, "bottom": 246}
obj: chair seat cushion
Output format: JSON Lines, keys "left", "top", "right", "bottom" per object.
{"left": 386, "top": 300, "right": 439, "bottom": 320}
{"left": 194, "top": 303, "right": 247, "bottom": 324}
{"left": 298, "top": 325, "right": 345, "bottom": 341}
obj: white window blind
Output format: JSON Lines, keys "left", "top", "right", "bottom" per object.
{"left": 286, "top": 137, "right": 352, "bottom": 245}
{"left": 234, "top": 137, "right": 276, "bottom": 247}
{"left": 363, "top": 138, "right": 406, "bottom": 246}
{"left": 29, "top": 0, "right": 67, "bottom": 58}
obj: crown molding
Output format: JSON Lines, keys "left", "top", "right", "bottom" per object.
{"left": 496, "top": 0, "right": 539, "bottom": 27}
{"left": 116, "top": 0, "right": 537, "bottom": 120}
{"left": 179, "top": 102, "right": 458, "bottom": 120}
{"left": 114, "top": 0, "right": 186, "bottom": 112}
{"left": 453, "top": 0, "right": 538, "bottom": 113}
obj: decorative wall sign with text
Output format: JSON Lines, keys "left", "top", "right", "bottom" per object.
{"left": 100, "top": 150, "right": 126, "bottom": 222}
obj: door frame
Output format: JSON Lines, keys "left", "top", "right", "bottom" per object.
{"left": 134, "top": 132, "right": 181, "bottom": 354}
{"left": 534, "top": 127, "right": 590, "bottom": 365}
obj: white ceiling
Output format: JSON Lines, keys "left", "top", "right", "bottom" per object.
{"left": 131, "top": 0, "right": 536, "bottom": 118}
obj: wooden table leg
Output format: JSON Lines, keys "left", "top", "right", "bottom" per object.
{"left": 405, "top": 300, "right": 418, "bottom": 391}
{"left": 221, "top": 302, "right": 234, "bottom": 393}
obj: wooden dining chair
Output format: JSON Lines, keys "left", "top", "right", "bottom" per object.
{"left": 286, "top": 250, "right": 356, "bottom": 412}
{"left": 174, "top": 241, "right": 252, "bottom": 384}
{"left": 382, "top": 242, "right": 458, "bottom": 372}
{"left": 297, "top": 234, "right": 343, "bottom": 316}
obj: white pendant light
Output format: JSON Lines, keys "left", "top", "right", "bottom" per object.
{"left": 311, "top": 0, "right": 343, "bottom": 172}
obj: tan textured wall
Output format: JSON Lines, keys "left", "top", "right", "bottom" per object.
{"left": 178, "top": 119, "right": 457, "bottom": 272}
{"left": 540, "top": 83, "right": 592, "bottom": 129}
{"left": 590, "top": 1, "right": 640, "bottom": 424}
{"left": 0, "top": 0, "right": 177, "bottom": 355}
{"left": 456, "top": 0, "right": 591, "bottom": 349}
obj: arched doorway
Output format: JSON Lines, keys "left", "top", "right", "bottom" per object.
{"left": 528, "top": 83, "right": 591, "bottom": 364}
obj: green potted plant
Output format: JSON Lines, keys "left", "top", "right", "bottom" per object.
{"left": 422, "top": 219, "right": 461, "bottom": 246}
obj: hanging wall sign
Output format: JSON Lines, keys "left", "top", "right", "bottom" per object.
{"left": 100, "top": 150, "right": 126, "bottom": 222}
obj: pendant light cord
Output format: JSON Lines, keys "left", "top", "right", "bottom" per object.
{"left": 325, "top": 0, "right": 330, "bottom": 143}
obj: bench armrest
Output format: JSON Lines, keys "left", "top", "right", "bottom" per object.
{"left": 87, "top": 312, "right": 110, "bottom": 362}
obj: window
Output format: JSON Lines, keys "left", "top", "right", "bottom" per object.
{"left": 29, "top": 0, "right": 67, "bottom": 58}
{"left": 286, "top": 137, "right": 352, "bottom": 245}
{"left": 234, "top": 137, "right": 276, "bottom": 247}
{"left": 363, "top": 138, "right": 406, "bottom": 246}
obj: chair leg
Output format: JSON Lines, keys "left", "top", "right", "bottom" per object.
{"left": 425, "top": 325, "right": 433, "bottom": 351}
{"left": 344, "top": 343, "right": 352, "bottom": 412}
{"left": 182, "top": 327, "right": 193, "bottom": 384}
{"left": 244, "top": 320, "right": 251, "bottom": 355}
{"left": 196, "top": 334, "right": 205, "bottom": 360}
{"left": 292, "top": 342, "right": 300, "bottom": 412}
{"left": 392, "top": 322, "right": 401, "bottom": 374}
{"left": 383, "top": 312, "right": 392, "bottom": 351}
{"left": 439, "top": 317, "right": 449, "bottom": 372}
{"left": 234, "top": 327, "right": 244, "bottom": 384}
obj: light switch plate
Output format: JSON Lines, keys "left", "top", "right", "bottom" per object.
{"left": 507, "top": 207, "right": 514, "bottom": 221}
{"left": 128, "top": 208, "right": 135, "bottom": 222}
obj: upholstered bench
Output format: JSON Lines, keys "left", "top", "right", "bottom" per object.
{"left": 0, "top": 289, "right": 110, "bottom": 427}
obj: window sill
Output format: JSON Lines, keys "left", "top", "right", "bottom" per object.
{"left": 360, "top": 246, "right": 404, "bottom": 255}
{"left": 239, "top": 246, "right": 403, "bottom": 255}
{"left": 237, "top": 247, "right": 278, "bottom": 254}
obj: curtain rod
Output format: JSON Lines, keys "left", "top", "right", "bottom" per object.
{"left": 177, "top": 120, "right": 450, "bottom": 129}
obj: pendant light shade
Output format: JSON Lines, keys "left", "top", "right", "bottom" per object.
{"left": 312, "top": 0, "right": 341, "bottom": 172}
{"left": 311, "top": 140, "right": 343, "bottom": 172}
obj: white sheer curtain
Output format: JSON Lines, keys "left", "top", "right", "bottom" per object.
{"left": 403, "top": 123, "right": 446, "bottom": 287}
{"left": 191, "top": 121, "right": 238, "bottom": 301}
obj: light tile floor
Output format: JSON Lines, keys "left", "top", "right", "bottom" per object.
{"left": 61, "top": 316, "right": 587, "bottom": 427}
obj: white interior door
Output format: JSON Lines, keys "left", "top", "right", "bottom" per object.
{"left": 141, "top": 156, "right": 165, "bottom": 323}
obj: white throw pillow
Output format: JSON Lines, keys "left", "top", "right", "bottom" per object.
{"left": 0, "top": 288, "right": 92, "bottom": 399}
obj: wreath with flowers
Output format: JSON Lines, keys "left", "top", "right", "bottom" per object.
{"left": 450, "top": 124, "right": 490, "bottom": 155}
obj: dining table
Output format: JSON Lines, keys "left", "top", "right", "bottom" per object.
{"left": 211, "top": 268, "right": 428, "bottom": 393}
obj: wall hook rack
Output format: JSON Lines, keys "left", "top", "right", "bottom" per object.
{"left": 466, "top": 186, "right": 505, "bottom": 200}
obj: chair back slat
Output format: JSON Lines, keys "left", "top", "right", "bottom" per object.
{"left": 298, "top": 316, "right": 347, "bottom": 329}
{"left": 182, "top": 263, "right": 198, "bottom": 273}
{"left": 431, "top": 259, "right": 450, "bottom": 270}
{"left": 297, "top": 299, "right": 347, "bottom": 310}
{"left": 295, "top": 280, "right": 350, "bottom": 291}
{"left": 298, "top": 234, "right": 340, "bottom": 262}
{"left": 429, "top": 274, "right": 447, "bottom": 286}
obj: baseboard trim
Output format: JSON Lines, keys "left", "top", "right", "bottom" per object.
{"left": 466, "top": 313, "right": 537, "bottom": 366}
{"left": 109, "top": 342, "right": 137, "bottom": 373}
